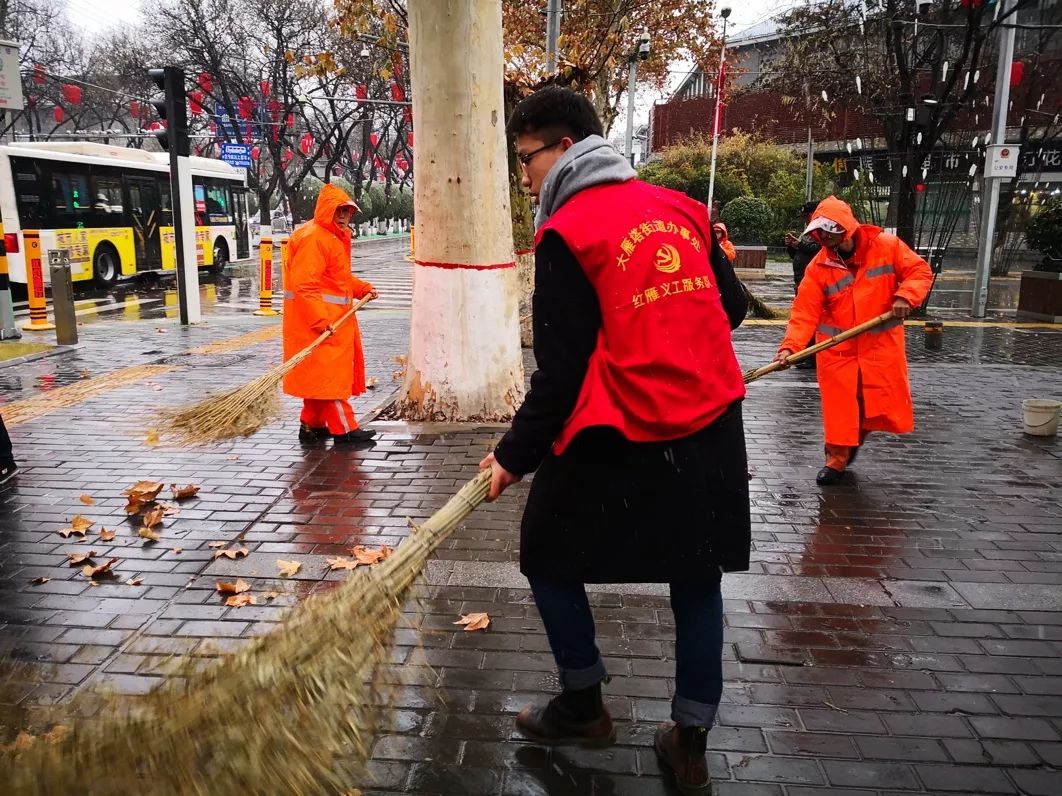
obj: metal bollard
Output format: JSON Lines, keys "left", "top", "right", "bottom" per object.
{"left": 49, "top": 251, "right": 78, "bottom": 346}
{"left": 253, "top": 236, "right": 278, "bottom": 317}
{"left": 0, "top": 222, "right": 23, "bottom": 340}
{"left": 20, "top": 230, "right": 55, "bottom": 331}
{"left": 924, "top": 320, "right": 943, "bottom": 351}
{"left": 278, "top": 236, "right": 289, "bottom": 307}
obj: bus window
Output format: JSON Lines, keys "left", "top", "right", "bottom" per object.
{"left": 205, "top": 181, "right": 233, "bottom": 224}
{"left": 193, "top": 183, "right": 207, "bottom": 226}
{"left": 51, "top": 168, "right": 92, "bottom": 228}
{"left": 91, "top": 175, "right": 124, "bottom": 215}
{"left": 10, "top": 157, "right": 50, "bottom": 228}
{"left": 158, "top": 179, "right": 173, "bottom": 228}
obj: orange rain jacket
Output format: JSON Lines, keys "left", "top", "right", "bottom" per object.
{"left": 714, "top": 222, "right": 737, "bottom": 262}
{"left": 282, "top": 184, "right": 375, "bottom": 400}
{"left": 779, "top": 196, "right": 933, "bottom": 446}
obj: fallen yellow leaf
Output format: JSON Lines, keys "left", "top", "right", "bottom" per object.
{"left": 126, "top": 577, "right": 144, "bottom": 586}
{"left": 326, "top": 556, "right": 359, "bottom": 571}
{"left": 171, "top": 483, "right": 200, "bottom": 501}
{"left": 123, "top": 480, "right": 164, "bottom": 501}
{"left": 79, "top": 494, "right": 95, "bottom": 506}
{"left": 138, "top": 527, "right": 160, "bottom": 542}
{"left": 70, "top": 515, "right": 94, "bottom": 532}
{"left": 66, "top": 550, "right": 98, "bottom": 565}
{"left": 349, "top": 545, "right": 393, "bottom": 566}
{"left": 225, "top": 593, "right": 257, "bottom": 607}
{"left": 142, "top": 506, "right": 165, "bottom": 528}
{"left": 58, "top": 526, "right": 87, "bottom": 538}
{"left": 277, "top": 560, "right": 302, "bottom": 577}
{"left": 82, "top": 558, "right": 119, "bottom": 579}
{"left": 145, "top": 429, "right": 161, "bottom": 446}
{"left": 213, "top": 546, "right": 249, "bottom": 560}
{"left": 208, "top": 541, "right": 227, "bottom": 548}
{"left": 453, "top": 612, "right": 491, "bottom": 632}
{"left": 215, "top": 578, "right": 250, "bottom": 595}
{"left": 98, "top": 528, "right": 116, "bottom": 542}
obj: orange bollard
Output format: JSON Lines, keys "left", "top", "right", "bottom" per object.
{"left": 254, "top": 237, "right": 278, "bottom": 317}
{"left": 279, "top": 236, "right": 289, "bottom": 293}
{"left": 21, "top": 230, "right": 56, "bottom": 331}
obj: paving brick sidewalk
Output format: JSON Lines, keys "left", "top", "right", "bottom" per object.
{"left": 1, "top": 314, "right": 1060, "bottom": 795}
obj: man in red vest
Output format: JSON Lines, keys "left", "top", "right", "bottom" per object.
{"left": 479, "top": 86, "right": 750, "bottom": 794}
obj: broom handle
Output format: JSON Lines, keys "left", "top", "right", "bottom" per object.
{"left": 315, "top": 294, "right": 373, "bottom": 345}
{"left": 744, "top": 311, "right": 896, "bottom": 384}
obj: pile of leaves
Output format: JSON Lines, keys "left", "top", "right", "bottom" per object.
{"left": 1, "top": 471, "right": 493, "bottom": 795}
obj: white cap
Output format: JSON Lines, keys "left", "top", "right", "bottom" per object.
{"left": 802, "top": 216, "right": 846, "bottom": 236}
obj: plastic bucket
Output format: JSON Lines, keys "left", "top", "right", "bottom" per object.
{"left": 1022, "top": 399, "right": 1061, "bottom": 437}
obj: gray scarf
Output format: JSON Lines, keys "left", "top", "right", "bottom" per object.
{"left": 535, "top": 135, "right": 637, "bottom": 229}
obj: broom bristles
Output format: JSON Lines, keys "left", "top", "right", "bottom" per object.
{"left": 2, "top": 471, "right": 492, "bottom": 795}
{"left": 160, "top": 298, "right": 371, "bottom": 446}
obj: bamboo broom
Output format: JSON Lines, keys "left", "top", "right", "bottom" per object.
{"left": 743, "top": 311, "right": 896, "bottom": 384}
{"left": 2, "top": 471, "right": 492, "bottom": 795}
{"left": 161, "top": 295, "right": 373, "bottom": 445}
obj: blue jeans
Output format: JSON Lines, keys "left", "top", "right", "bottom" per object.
{"left": 528, "top": 576, "right": 724, "bottom": 728}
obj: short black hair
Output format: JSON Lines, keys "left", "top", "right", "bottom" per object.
{"left": 801, "top": 201, "right": 819, "bottom": 216}
{"left": 506, "top": 85, "right": 603, "bottom": 142}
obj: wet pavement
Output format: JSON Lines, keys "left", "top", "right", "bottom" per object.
{"left": 0, "top": 250, "right": 1060, "bottom": 794}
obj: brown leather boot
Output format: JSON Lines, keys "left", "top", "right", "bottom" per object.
{"left": 515, "top": 683, "right": 615, "bottom": 747}
{"left": 654, "top": 721, "right": 711, "bottom": 794}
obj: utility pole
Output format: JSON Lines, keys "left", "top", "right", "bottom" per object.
{"left": 150, "top": 66, "right": 201, "bottom": 325}
{"left": 805, "top": 127, "right": 815, "bottom": 202}
{"left": 545, "top": 0, "right": 563, "bottom": 74}
{"left": 706, "top": 6, "right": 731, "bottom": 210}
{"left": 624, "top": 31, "right": 650, "bottom": 167}
{"left": 397, "top": 0, "right": 524, "bottom": 421}
{"left": 972, "top": 0, "right": 1016, "bottom": 318}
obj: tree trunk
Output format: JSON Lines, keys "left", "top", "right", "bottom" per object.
{"left": 504, "top": 85, "right": 536, "bottom": 348}
{"left": 886, "top": 150, "right": 917, "bottom": 247}
{"left": 394, "top": 0, "right": 525, "bottom": 421}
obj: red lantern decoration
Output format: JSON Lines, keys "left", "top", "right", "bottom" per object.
{"left": 286, "top": 113, "right": 295, "bottom": 128}
{"left": 392, "top": 52, "right": 404, "bottom": 78}
{"left": 407, "top": 132, "right": 414, "bottom": 148}
{"left": 188, "top": 90, "right": 204, "bottom": 116}
{"left": 267, "top": 99, "right": 282, "bottom": 121}
{"left": 198, "top": 72, "right": 213, "bottom": 93}
{"left": 915, "top": 183, "right": 926, "bottom": 193}
{"left": 33, "top": 64, "right": 46, "bottom": 85}
{"left": 260, "top": 80, "right": 271, "bottom": 96}
{"left": 53, "top": 106, "right": 64, "bottom": 124}
{"left": 403, "top": 107, "right": 413, "bottom": 125}
{"left": 129, "top": 99, "right": 141, "bottom": 118}
{"left": 370, "top": 133, "right": 380, "bottom": 148}
{"left": 390, "top": 83, "right": 405, "bottom": 102}
{"left": 281, "top": 147, "right": 294, "bottom": 169}
{"left": 238, "top": 96, "right": 254, "bottom": 120}
{"left": 355, "top": 84, "right": 368, "bottom": 100}
{"left": 251, "top": 146, "right": 261, "bottom": 161}
{"left": 299, "top": 131, "right": 314, "bottom": 156}
{"left": 61, "top": 83, "right": 82, "bottom": 105}
{"left": 1010, "top": 61, "right": 1025, "bottom": 88}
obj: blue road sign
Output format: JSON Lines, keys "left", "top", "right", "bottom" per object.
{"left": 220, "top": 143, "right": 252, "bottom": 168}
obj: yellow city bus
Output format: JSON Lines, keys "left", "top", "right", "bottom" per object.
{"left": 0, "top": 141, "right": 250, "bottom": 287}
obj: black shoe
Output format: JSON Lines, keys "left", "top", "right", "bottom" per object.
{"left": 298, "top": 423, "right": 329, "bottom": 444}
{"left": 0, "top": 461, "right": 18, "bottom": 485}
{"left": 816, "top": 466, "right": 844, "bottom": 486}
{"left": 332, "top": 428, "right": 376, "bottom": 445}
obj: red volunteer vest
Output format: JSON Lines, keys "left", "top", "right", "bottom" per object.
{"left": 538, "top": 180, "right": 746, "bottom": 455}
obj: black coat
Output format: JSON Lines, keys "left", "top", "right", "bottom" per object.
{"left": 493, "top": 228, "right": 751, "bottom": 584}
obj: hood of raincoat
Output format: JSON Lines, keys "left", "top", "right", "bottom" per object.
{"left": 535, "top": 134, "right": 636, "bottom": 229}
{"left": 313, "top": 183, "right": 360, "bottom": 239}
{"left": 713, "top": 222, "right": 731, "bottom": 241}
{"left": 803, "top": 195, "right": 860, "bottom": 244}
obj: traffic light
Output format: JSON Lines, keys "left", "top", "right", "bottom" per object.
{"left": 148, "top": 66, "right": 190, "bottom": 156}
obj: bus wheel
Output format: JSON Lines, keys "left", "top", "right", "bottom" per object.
{"left": 93, "top": 245, "right": 121, "bottom": 288}
{"left": 211, "top": 240, "right": 229, "bottom": 274}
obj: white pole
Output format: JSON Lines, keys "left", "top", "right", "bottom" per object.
{"left": 175, "top": 156, "right": 202, "bottom": 323}
{"left": 805, "top": 127, "right": 815, "bottom": 202}
{"left": 624, "top": 58, "right": 637, "bottom": 166}
{"left": 398, "top": 0, "right": 524, "bottom": 421}
{"left": 706, "top": 17, "right": 728, "bottom": 211}
{"left": 971, "top": 0, "right": 1016, "bottom": 318}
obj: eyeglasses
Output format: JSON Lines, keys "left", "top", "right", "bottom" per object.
{"left": 518, "top": 140, "right": 561, "bottom": 168}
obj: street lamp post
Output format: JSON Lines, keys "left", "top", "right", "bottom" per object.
{"left": 624, "top": 30, "right": 650, "bottom": 167}
{"left": 706, "top": 5, "right": 731, "bottom": 213}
